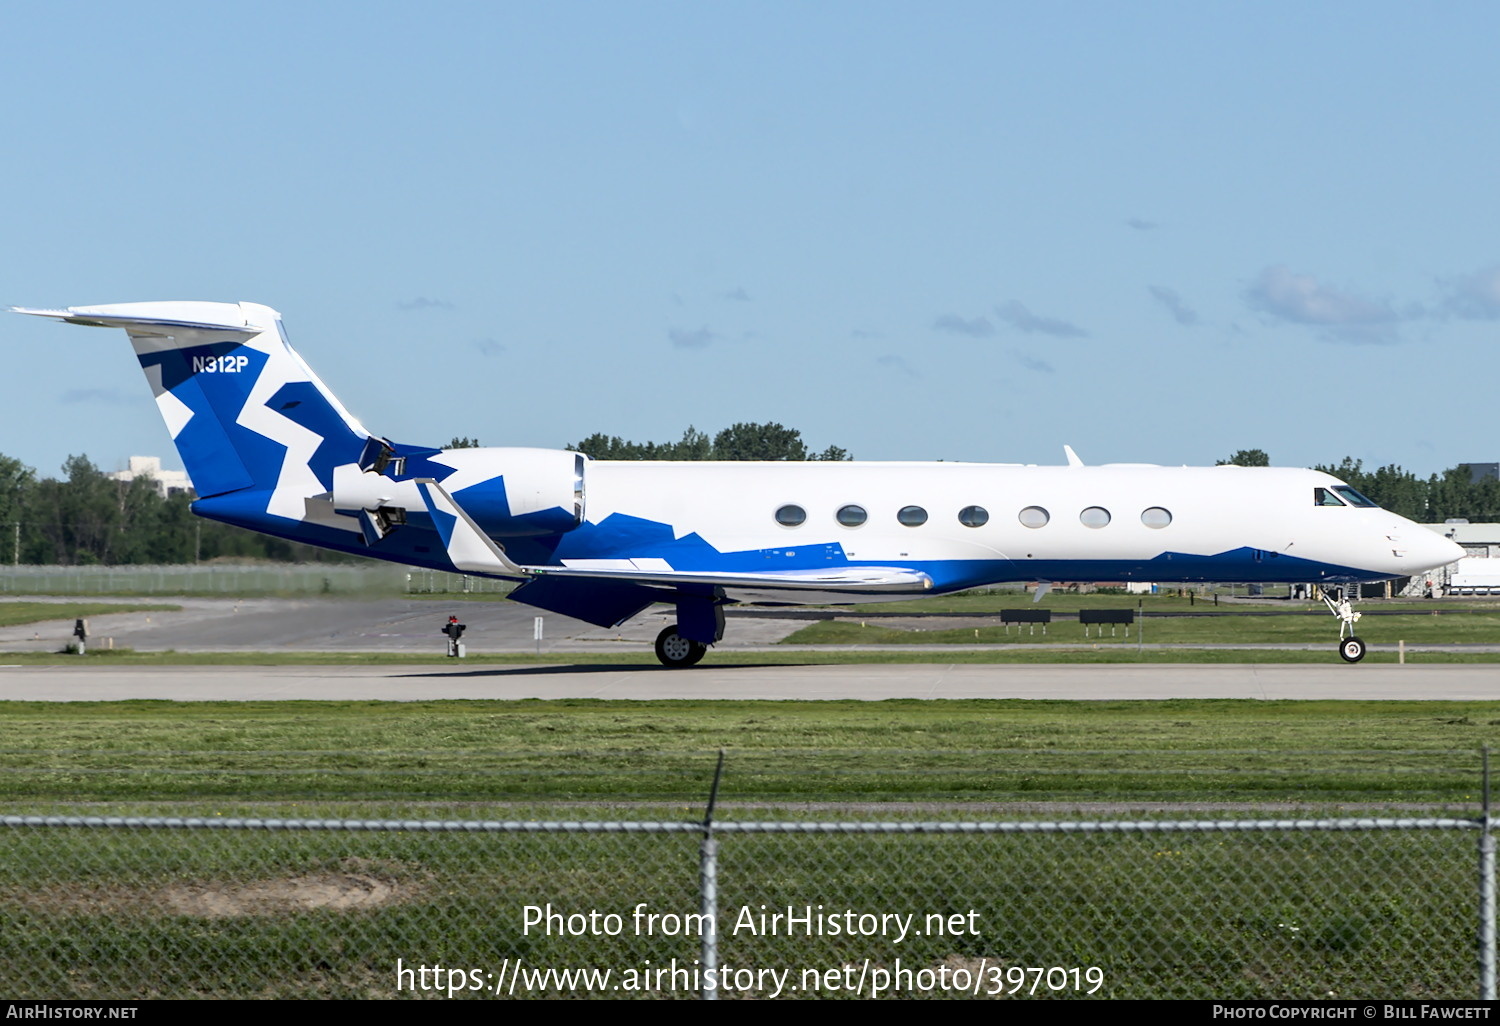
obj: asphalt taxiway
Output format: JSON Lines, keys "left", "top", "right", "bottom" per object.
{"left": 1, "top": 662, "right": 1497, "bottom": 701}
{"left": 1, "top": 597, "right": 1497, "bottom": 701}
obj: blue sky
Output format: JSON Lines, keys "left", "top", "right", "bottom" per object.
{"left": 4, "top": 1, "right": 1498, "bottom": 480}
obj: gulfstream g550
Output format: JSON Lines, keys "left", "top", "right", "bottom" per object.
{"left": 8, "top": 301, "right": 1462, "bottom": 665}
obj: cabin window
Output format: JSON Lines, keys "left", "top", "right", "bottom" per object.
{"left": 897, "top": 505, "right": 928, "bottom": 527}
{"left": 1018, "top": 506, "right": 1049, "bottom": 529}
{"left": 958, "top": 505, "right": 989, "bottom": 528}
{"left": 1080, "top": 506, "right": 1111, "bottom": 528}
{"left": 1141, "top": 507, "right": 1172, "bottom": 529}
{"left": 775, "top": 504, "right": 806, "bottom": 526}
{"left": 1314, "top": 487, "right": 1347, "bottom": 507}
{"left": 1334, "top": 486, "right": 1379, "bottom": 508}
{"left": 836, "top": 504, "right": 868, "bottom": 527}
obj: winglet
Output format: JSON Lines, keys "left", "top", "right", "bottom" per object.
{"left": 1063, "top": 445, "right": 1084, "bottom": 467}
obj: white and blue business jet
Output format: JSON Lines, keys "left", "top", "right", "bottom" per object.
{"left": 9, "top": 301, "right": 1464, "bottom": 666}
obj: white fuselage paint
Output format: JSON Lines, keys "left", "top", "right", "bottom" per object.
{"left": 575, "top": 460, "right": 1458, "bottom": 583}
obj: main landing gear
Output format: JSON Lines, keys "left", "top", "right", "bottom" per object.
{"left": 653, "top": 597, "right": 726, "bottom": 668}
{"left": 1321, "top": 586, "right": 1366, "bottom": 663}
{"left": 655, "top": 625, "right": 708, "bottom": 668}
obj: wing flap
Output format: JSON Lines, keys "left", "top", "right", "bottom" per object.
{"left": 526, "top": 564, "right": 933, "bottom": 594}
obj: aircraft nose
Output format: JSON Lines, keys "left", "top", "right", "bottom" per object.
{"left": 1401, "top": 527, "right": 1464, "bottom": 572}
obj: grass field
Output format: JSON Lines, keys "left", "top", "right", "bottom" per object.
{"left": 2, "top": 585, "right": 1496, "bottom": 998}
{"left": 0, "top": 601, "right": 180, "bottom": 629}
{"left": 1, "top": 698, "right": 1496, "bottom": 807}
{"left": 0, "top": 698, "right": 1491, "bottom": 999}
{"left": 783, "top": 610, "right": 1500, "bottom": 646}
{"left": 0, "top": 819, "right": 1475, "bottom": 998}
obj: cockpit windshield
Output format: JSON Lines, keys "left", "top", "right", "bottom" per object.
{"left": 1314, "top": 487, "right": 1347, "bottom": 507}
{"left": 1333, "top": 486, "right": 1380, "bottom": 508}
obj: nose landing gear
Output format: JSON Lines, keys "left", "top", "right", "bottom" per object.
{"left": 1322, "top": 586, "right": 1366, "bottom": 663}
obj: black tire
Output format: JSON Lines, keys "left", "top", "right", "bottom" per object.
{"left": 1339, "top": 636, "right": 1366, "bottom": 663}
{"left": 655, "top": 625, "right": 708, "bottom": 668}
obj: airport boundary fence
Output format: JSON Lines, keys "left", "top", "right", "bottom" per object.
{"left": 0, "top": 563, "right": 512, "bottom": 596}
{"left": 0, "top": 803, "right": 1493, "bottom": 1000}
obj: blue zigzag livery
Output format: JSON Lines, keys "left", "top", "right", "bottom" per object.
{"left": 8, "top": 301, "right": 1462, "bottom": 665}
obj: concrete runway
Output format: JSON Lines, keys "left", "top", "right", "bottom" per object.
{"left": 3, "top": 662, "right": 1499, "bottom": 701}
{"left": 2, "top": 596, "right": 1498, "bottom": 702}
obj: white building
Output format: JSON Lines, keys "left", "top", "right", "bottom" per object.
{"left": 109, "top": 456, "right": 193, "bottom": 499}
{"left": 1414, "top": 521, "right": 1500, "bottom": 596}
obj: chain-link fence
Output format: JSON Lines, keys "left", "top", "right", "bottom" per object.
{"left": 0, "top": 563, "right": 514, "bottom": 596}
{"left": 0, "top": 807, "right": 1491, "bottom": 1000}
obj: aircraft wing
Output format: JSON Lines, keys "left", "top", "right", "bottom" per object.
{"left": 532, "top": 563, "right": 933, "bottom": 593}
{"left": 414, "top": 478, "right": 932, "bottom": 594}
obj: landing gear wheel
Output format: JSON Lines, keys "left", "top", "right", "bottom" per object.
{"left": 654, "top": 625, "right": 708, "bottom": 668}
{"left": 1322, "top": 586, "right": 1367, "bottom": 664}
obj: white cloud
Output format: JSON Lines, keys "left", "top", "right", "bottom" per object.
{"left": 1443, "top": 267, "right": 1500, "bottom": 320}
{"left": 669, "top": 326, "right": 717, "bottom": 349}
{"left": 876, "top": 354, "right": 920, "bottom": 377}
{"left": 1246, "top": 266, "right": 1394, "bottom": 326}
{"left": 1148, "top": 286, "right": 1200, "bottom": 327}
{"left": 933, "top": 314, "right": 995, "bottom": 338}
{"left": 1245, "top": 266, "right": 1402, "bottom": 344}
{"left": 994, "top": 301, "right": 1088, "bottom": 338}
{"left": 397, "top": 297, "right": 455, "bottom": 311}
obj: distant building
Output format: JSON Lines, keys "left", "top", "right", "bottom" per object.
{"left": 108, "top": 456, "right": 193, "bottom": 499}
{"left": 1461, "top": 463, "right": 1499, "bottom": 484}
{"left": 1414, "top": 521, "right": 1500, "bottom": 595}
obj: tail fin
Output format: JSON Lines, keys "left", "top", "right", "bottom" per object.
{"left": 9, "top": 302, "right": 374, "bottom": 514}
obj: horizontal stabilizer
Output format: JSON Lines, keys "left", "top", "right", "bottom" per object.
{"left": 7, "top": 302, "right": 262, "bottom": 334}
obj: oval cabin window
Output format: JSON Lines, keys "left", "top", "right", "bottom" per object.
{"left": 1018, "top": 506, "right": 1050, "bottom": 529}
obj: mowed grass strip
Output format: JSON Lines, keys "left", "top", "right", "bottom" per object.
{"left": 0, "top": 698, "right": 1490, "bottom": 999}
{"left": 783, "top": 611, "right": 1500, "bottom": 646}
{"left": 0, "top": 601, "right": 181, "bottom": 628}
{"left": 845, "top": 591, "right": 1500, "bottom": 615}
{"left": 0, "top": 824, "right": 1475, "bottom": 998}
{"left": 0, "top": 699, "right": 1497, "bottom": 804}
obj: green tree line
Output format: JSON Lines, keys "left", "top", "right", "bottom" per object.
{"left": 568, "top": 422, "right": 851, "bottom": 461}
{"left": 0, "top": 454, "right": 352, "bottom": 566}
{"left": 1219, "top": 449, "right": 1500, "bottom": 522}
{"left": 1, "top": 444, "right": 1491, "bottom": 566}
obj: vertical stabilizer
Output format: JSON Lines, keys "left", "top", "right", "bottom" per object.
{"left": 9, "top": 302, "right": 374, "bottom": 517}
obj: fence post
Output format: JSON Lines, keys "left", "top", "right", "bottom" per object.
{"left": 700, "top": 751, "right": 725, "bottom": 1000}
{"left": 1482, "top": 747, "right": 1495, "bottom": 1000}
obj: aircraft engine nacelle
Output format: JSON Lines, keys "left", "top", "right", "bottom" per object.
{"left": 439, "top": 447, "right": 586, "bottom": 538}
{"left": 330, "top": 448, "right": 585, "bottom": 545}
